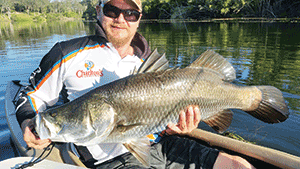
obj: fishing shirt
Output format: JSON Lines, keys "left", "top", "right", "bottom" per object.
{"left": 15, "top": 22, "right": 167, "bottom": 165}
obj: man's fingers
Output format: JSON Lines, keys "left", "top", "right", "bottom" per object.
{"left": 194, "top": 106, "right": 201, "bottom": 126}
{"left": 178, "top": 110, "right": 186, "bottom": 131}
{"left": 26, "top": 138, "right": 51, "bottom": 150}
{"left": 186, "top": 106, "right": 194, "bottom": 130}
{"left": 167, "top": 106, "right": 202, "bottom": 136}
{"left": 24, "top": 126, "right": 51, "bottom": 149}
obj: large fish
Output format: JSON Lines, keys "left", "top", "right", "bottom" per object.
{"left": 34, "top": 49, "right": 289, "bottom": 166}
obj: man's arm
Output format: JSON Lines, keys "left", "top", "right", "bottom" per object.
{"left": 16, "top": 42, "right": 66, "bottom": 149}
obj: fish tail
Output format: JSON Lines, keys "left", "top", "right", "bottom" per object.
{"left": 245, "top": 86, "right": 289, "bottom": 123}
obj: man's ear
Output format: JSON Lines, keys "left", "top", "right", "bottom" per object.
{"left": 137, "top": 14, "right": 142, "bottom": 28}
{"left": 96, "top": 5, "right": 101, "bottom": 14}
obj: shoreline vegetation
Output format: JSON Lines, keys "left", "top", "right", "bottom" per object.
{"left": 0, "top": 0, "right": 299, "bottom": 24}
{"left": 1, "top": 12, "right": 299, "bottom": 24}
{"left": 0, "top": 12, "right": 82, "bottom": 23}
{"left": 140, "top": 17, "right": 300, "bottom": 23}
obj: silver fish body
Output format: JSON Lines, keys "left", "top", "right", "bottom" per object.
{"left": 35, "top": 50, "right": 289, "bottom": 166}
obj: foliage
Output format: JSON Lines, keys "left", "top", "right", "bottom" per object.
{"left": 141, "top": 0, "right": 300, "bottom": 19}
{"left": 46, "top": 13, "right": 64, "bottom": 21}
{"left": 1, "top": 0, "right": 299, "bottom": 23}
{"left": 63, "top": 11, "right": 80, "bottom": 18}
{"left": 10, "top": 13, "right": 33, "bottom": 22}
{"left": 81, "top": 0, "right": 97, "bottom": 20}
{"left": 1, "top": 0, "right": 86, "bottom": 22}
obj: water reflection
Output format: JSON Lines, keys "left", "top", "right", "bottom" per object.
{"left": 0, "top": 21, "right": 86, "bottom": 42}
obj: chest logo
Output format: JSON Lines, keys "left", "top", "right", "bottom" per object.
{"left": 76, "top": 60, "right": 103, "bottom": 78}
{"left": 85, "top": 60, "right": 94, "bottom": 70}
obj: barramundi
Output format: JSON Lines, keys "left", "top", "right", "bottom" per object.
{"left": 34, "top": 49, "right": 289, "bottom": 166}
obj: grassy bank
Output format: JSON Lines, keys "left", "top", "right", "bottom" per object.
{"left": 0, "top": 12, "right": 82, "bottom": 23}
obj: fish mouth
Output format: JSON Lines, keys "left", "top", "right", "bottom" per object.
{"left": 34, "top": 113, "right": 51, "bottom": 140}
{"left": 34, "top": 113, "right": 72, "bottom": 143}
{"left": 34, "top": 113, "right": 64, "bottom": 141}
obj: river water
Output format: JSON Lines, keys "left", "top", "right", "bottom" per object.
{"left": 0, "top": 21, "right": 299, "bottom": 161}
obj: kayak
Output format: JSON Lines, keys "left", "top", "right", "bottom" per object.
{"left": 4, "top": 80, "right": 300, "bottom": 169}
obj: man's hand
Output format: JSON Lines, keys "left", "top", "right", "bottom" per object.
{"left": 166, "top": 105, "right": 201, "bottom": 135}
{"left": 21, "top": 119, "right": 51, "bottom": 150}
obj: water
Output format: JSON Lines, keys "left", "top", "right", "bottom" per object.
{"left": 0, "top": 21, "right": 299, "bottom": 161}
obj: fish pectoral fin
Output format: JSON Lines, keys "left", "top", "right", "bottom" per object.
{"left": 123, "top": 137, "right": 151, "bottom": 167}
{"left": 203, "top": 110, "right": 233, "bottom": 133}
{"left": 117, "top": 122, "right": 147, "bottom": 134}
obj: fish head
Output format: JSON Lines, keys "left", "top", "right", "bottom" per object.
{"left": 34, "top": 109, "right": 61, "bottom": 140}
{"left": 34, "top": 97, "right": 117, "bottom": 145}
{"left": 34, "top": 106, "right": 91, "bottom": 143}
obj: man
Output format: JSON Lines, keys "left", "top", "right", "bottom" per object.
{"left": 16, "top": 0, "right": 255, "bottom": 168}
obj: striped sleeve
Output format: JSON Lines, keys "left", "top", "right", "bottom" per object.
{"left": 16, "top": 42, "right": 65, "bottom": 126}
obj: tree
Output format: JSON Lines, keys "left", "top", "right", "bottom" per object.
{"left": 81, "top": 0, "right": 98, "bottom": 20}
{"left": 0, "top": 0, "right": 13, "bottom": 14}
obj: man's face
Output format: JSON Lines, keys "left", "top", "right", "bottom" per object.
{"left": 97, "top": 0, "right": 141, "bottom": 47}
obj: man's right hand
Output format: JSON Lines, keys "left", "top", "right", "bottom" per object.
{"left": 21, "top": 119, "right": 51, "bottom": 150}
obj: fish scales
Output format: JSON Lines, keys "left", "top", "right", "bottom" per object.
{"left": 94, "top": 67, "right": 260, "bottom": 143}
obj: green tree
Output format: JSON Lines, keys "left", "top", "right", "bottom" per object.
{"left": 81, "top": 0, "right": 97, "bottom": 20}
{"left": 0, "top": 0, "right": 13, "bottom": 14}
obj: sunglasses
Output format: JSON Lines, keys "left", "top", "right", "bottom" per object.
{"left": 103, "top": 4, "right": 141, "bottom": 22}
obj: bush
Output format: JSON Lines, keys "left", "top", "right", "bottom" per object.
{"left": 63, "top": 11, "right": 79, "bottom": 18}
{"left": 33, "top": 15, "right": 47, "bottom": 22}
{"left": 46, "top": 13, "right": 64, "bottom": 21}
{"left": 11, "top": 13, "right": 33, "bottom": 22}
{"left": 0, "top": 14, "right": 11, "bottom": 22}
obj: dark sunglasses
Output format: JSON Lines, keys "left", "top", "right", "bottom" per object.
{"left": 103, "top": 4, "right": 141, "bottom": 22}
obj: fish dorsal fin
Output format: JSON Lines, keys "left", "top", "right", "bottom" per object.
{"left": 188, "top": 50, "right": 236, "bottom": 82}
{"left": 202, "top": 110, "right": 233, "bottom": 133}
{"left": 123, "top": 136, "right": 151, "bottom": 167}
{"left": 132, "top": 48, "right": 169, "bottom": 75}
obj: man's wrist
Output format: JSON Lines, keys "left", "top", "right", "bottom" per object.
{"left": 21, "top": 119, "right": 33, "bottom": 133}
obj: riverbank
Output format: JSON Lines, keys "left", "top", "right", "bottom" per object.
{"left": 79, "top": 17, "right": 300, "bottom": 24}
{"left": 141, "top": 17, "right": 300, "bottom": 23}
{"left": 0, "top": 12, "right": 82, "bottom": 23}
{"left": 1, "top": 13, "right": 299, "bottom": 24}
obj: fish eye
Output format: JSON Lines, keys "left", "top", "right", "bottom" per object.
{"left": 50, "top": 111, "right": 57, "bottom": 117}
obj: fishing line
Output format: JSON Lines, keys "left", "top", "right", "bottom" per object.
{"left": 14, "top": 142, "right": 56, "bottom": 169}
{"left": 155, "top": 1, "right": 203, "bottom": 122}
{"left": 173, "top": 0, "right": 204, "bottom": 96}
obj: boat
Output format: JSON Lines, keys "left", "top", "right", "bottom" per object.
{"left": 3, "top": 80, "right": 300, "bottom": 168}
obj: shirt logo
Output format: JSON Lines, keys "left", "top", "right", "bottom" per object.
{"left": 85, "top": 60, "right": 94, "bottom": 70}
{"left": 76, "top": 60, "right": 103, "bottom": 78}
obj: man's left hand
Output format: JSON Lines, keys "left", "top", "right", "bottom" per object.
{"left": 166, "top": 105, "right": 201, "bottom": 135}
